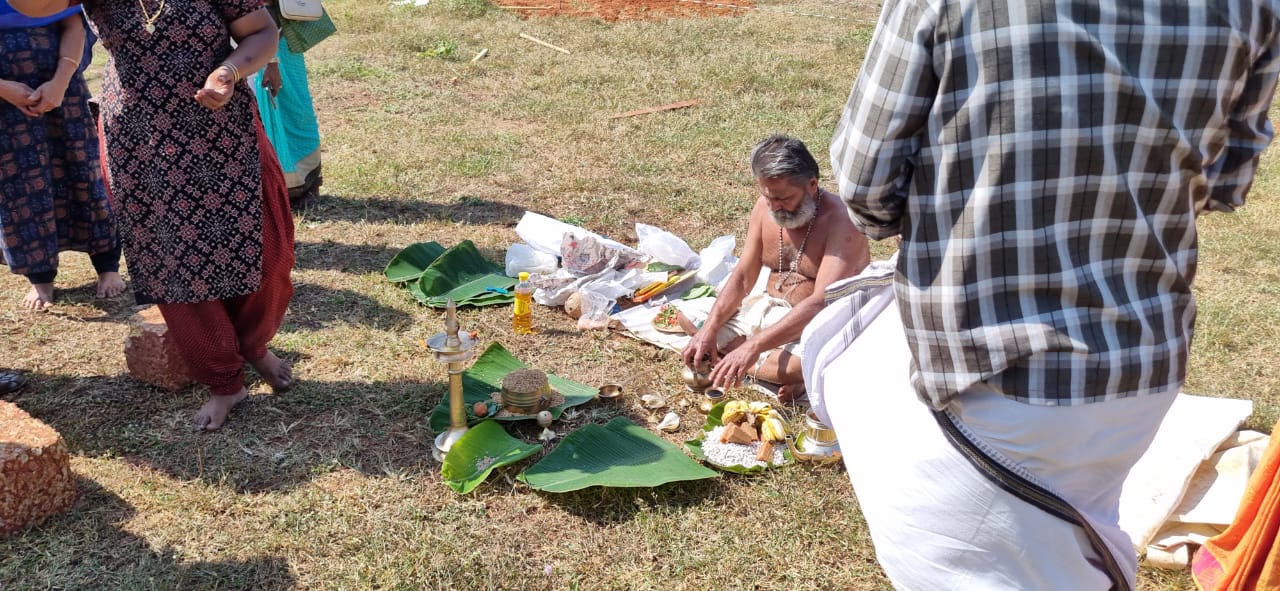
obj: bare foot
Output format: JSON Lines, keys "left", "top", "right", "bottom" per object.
{"left": 249, "top": 351, "right": 293, "bottom": 392}
{"left": 194, "top": 388, "right": 249, "bottom": 430}
{"left": 23, "top": 283, "right": 54, "bottom": 311}
{"left": 96, "top": 272, "right": 125, "bottom": 298}
{"left": 777, "top": 382, "right": 807, "bottom": 405}
{"left": 675, "top": 311, "right": 699, "bottom": 336}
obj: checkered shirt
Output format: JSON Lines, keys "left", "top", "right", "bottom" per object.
{"left": 830, "top": 0, "right": 1280, "bottom": 408}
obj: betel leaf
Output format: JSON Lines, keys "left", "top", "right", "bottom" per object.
{"left": 518, "top": 417, "right": 718, "bottom": 492}
{"left": 385, "top": 241, "right": 447, "bottom": 283}
{"left": 686, "top": 402, "right": 793, "bottom": 475}
{"left": 428, "top": 342, "right": 597, "bottom": 431}
{"left": 442, "top": 420, "right": 541, "bottom": 494}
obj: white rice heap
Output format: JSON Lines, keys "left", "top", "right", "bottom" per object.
{"left": 701, "top": 425, "right": 785, "bottom": 469}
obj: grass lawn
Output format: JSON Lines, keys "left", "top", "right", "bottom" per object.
{"left": 2, "top": 0, "right": 1277, "bottom": 588}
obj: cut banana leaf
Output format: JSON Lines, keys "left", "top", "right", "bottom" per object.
{"left": 518, "top": 417, "right": 718, "bottom": 492}
{"left": 419, "top": 274, "right": 517, "bottom": 308}
{"left": 385, "top": 241, "right": 447, "bottom": 283}
{"left": 428, "top": 342, "right": 597, "bottom": 431}
{"left": 442, "top": 420, "right": 542, "bottom": 494}
{"left": 686, "top": 402, "right": 794, "bottom": 475}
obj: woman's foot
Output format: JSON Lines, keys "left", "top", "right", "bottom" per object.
{"left": 23, "top": 283, "right": 54, "bottom": 311}
{"left": 194, "top": 388, "right": 249, "bottom": 430}
{"left": 249, "top": 351, "right": 293, "bottom": 392}
{"left": 96, "top": 272, "right": 126, "bottom": 298}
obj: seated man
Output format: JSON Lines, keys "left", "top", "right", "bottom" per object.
{"left": 680, "top": 134, "right": 869, "bottom": 402}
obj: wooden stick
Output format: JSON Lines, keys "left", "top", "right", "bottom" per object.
{"left": 470, "top": 48, "right": 489, "bottom": 63}
{"left": 608, "top": 99, "right": 701, "bottom": 120}
{"left": 519, "top": 32, "right": 571, "bottom": 54}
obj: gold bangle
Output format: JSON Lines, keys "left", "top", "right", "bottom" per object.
{"left": 219, "top": 61, "right": 241, "bottom": 83}
{"left": 59, "top": 56, "right": 80, "bottom": 68}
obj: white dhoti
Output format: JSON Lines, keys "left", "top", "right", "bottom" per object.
{"left": 803, "top": 271, "right": 1176, "bottom": 590}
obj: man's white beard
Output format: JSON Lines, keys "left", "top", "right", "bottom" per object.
{"left": 771, "top": 194, "right": 818, "bottom": 229}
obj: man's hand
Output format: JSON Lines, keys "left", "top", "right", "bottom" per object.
{"left": 0, "top": 80, "right": 40, "bottom": 117}
{"left": 708, "top": 340, "right": 760, "bottom": 389}
{"left": 27, "top": 78, "right": 69, "bottom": 114}
{"left": 260, "top": 61, "right": 282, "bottom": 98}
{"left": 682, "top": 329, "right": 719, "bottom": 374}
{"left": 194, "top": 66, "right": 236, "bottom": 110}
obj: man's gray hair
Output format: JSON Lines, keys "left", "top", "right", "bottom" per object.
{"left": 750, "top": 134, "right": 820, "bottom": 184}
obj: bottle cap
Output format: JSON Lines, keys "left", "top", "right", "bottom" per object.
{"left": 518, "top": 272, "right": 530, "bottom": 281}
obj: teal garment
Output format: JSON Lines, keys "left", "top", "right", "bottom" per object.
{"left": 250, "top": 44, "right": 321, "bottom": 188}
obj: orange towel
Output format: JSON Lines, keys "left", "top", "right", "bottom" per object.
{"left": 1193, "top": 419, "right": 1280, "bottom": 591}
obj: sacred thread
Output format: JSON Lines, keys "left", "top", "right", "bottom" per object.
{"left": 513, "top": 272, "right": 535, "bottom": 334}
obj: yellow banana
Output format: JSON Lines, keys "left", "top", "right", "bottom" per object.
{"left": 761, "top": 416, "right": 787, "bottom": 442}
{"left": 748, "top": 401, "right": 773, "bottom": 416}
{"left": 722, "top": 400, "right": 749, "bottom": 424}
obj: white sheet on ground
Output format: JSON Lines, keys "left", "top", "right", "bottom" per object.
{"left": 611, "top": 267, "right": 770, "bottom": 352}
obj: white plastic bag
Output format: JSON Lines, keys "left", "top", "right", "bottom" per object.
{"left": 515, "top": 211, "right": 633, "bottom": 256}
{"left": 696, "top": 235, "right": 737, "bottom": 289}
{"left": 636, "top": 223, "right": 700, "bottom": 269}
{"left": 505, "top": 243, "right": 559, "bottom": 277}
{"left": 576, "top": 286, "right": 615, "bottom": 330}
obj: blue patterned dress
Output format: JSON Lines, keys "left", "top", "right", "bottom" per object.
{"left": 0, "top": 17, "right": 117, "bottom": 279}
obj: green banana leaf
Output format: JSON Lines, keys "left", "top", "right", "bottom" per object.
{"left": 385, "top": 242, "right": 447, "bottom": 283}
{"left": 518, "top": 417, "right": 718, "bottom": 492}
{"left": 442, "top": 420, "right": 542, "bottom": 494}
{"left": 387, "top": 240, "right": 515, "bottom": 308}
{"left": 428, "top": 342, "right": 597, "bottom": 431}
{"left": 686, "top": 402, "right": 794, "bottom": 475}
{"left": 415, "top": 274, "right": 517, "bottom": 308}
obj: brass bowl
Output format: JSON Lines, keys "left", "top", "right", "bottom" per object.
{"left": 680, "top": 365, "right": 713, "bottom": 393}
{"left": 803, "top": 409, "right": 838, "bottom": 447}
{"left": 597, "top": 383, "right": 624, "bottom": 400}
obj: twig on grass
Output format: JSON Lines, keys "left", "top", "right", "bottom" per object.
{"left": 519, "top": 32, "right": 571, "bottom": 54}
{"left": 608, "top": 99, "right": 701, "bottom": 120}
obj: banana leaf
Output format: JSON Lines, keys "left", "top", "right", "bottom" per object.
{"left": 518, "top": 417, "right": 718, "bottom": 492}
{"left": 686, "top": 402, "right": 794, "bottom": 474}
{"left": 415, "top": 274, "right": 517, "bottom": 308}
{"left": 428, "top": 342, "right": 597, "bottom": 431}
{"left": 442, "top": 420, "right": 542, "bottom": 494}
{"left": 385, "top": 241, "right": 447, "bottom": 283}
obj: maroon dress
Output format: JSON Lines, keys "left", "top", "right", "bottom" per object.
{"left": 88, "top": 0, "right": 264, "bottom": 304}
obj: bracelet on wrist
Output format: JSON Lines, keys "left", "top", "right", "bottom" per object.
{"left": 59, "top": 56, "right": 80, "bottom": 68}
{"left": 219, "top": 61, "right": 241, "bottom": 83}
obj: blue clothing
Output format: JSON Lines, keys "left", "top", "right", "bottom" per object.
{"left": 0, "top": 2, "right": 81, "bottom": 30}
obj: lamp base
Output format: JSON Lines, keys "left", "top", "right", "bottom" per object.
{"left": 432, "top": 426, "right": 469, "bottom": 462}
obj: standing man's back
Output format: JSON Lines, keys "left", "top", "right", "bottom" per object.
{"left": 825, "top": 0, "right": 1280, "bottom": 588}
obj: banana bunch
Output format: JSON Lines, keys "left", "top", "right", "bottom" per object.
{"left": 760, "top": 410, "right": 787, "bottom": 443}
{"left": 721, "top": 400, "right": 750, "bottom": 424}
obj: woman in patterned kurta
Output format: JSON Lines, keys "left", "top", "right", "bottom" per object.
{"left": 8, "top": 0, "right": 294, "bottom": 429}
{"left": 0, "top": 7, "right": 123, "bottom": 310}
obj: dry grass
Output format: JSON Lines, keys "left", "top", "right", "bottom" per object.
{"left": 1, "top": 0, "right": 1276, "bottom": 589}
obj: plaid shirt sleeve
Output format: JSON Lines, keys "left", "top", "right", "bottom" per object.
{"left": 829, "top": 0, "right": 937, "bottom": 240}
{"left": 1205, "top": 35, "right": 1280, "bottom": 213}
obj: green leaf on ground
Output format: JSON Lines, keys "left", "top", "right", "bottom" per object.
{"left": 518, "top": 417, "right": 718, "bottom": 492}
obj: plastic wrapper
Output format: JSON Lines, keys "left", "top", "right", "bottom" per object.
{"left": 636, "top": 223, "right": 700, "bottom": 269}
{"left": 576, "top": 286, "right": 615, "bottom": 330}
{"left": 505, "top": 243, "right": 559, "bottom": 277}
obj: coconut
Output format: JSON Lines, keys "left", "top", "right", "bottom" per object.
{"left": 564, "top": 291, "right": 583, "bottom": 320}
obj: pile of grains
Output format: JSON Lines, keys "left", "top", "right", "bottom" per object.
{"left": 1, "top": 402, "right": 77, "bottom": 536}
{"left": 474, "top": 455, "right": 498, "bottom": 471}
{"left": 124, "top": 305, "right": 193, "bottom": 391}
{"left": 701, "top": 425, "right": 785, "bottom": 469}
